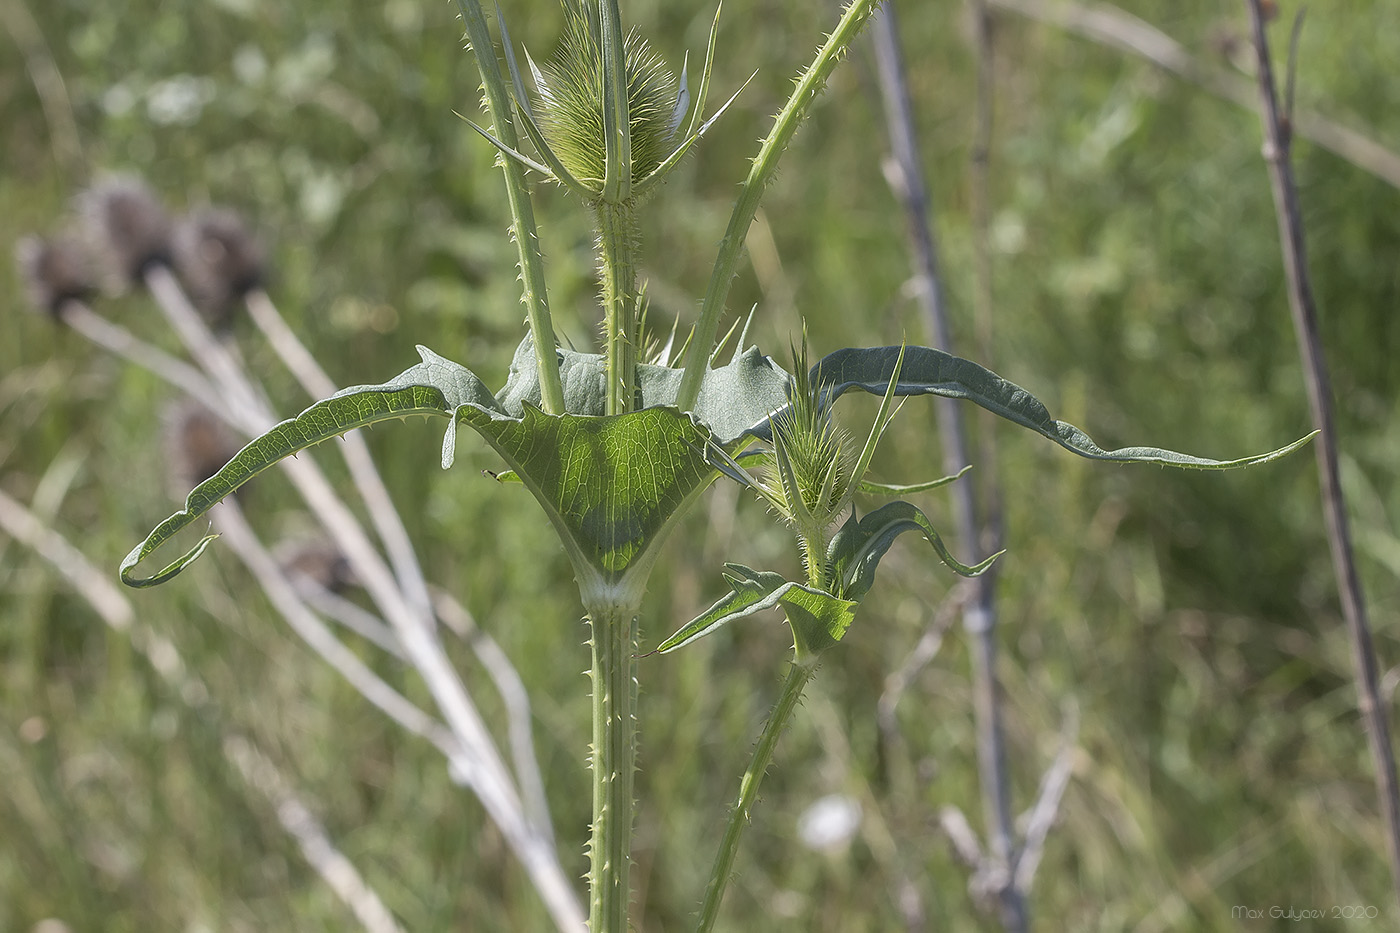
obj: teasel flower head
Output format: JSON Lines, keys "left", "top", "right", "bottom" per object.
{"left": 701, "top": 342, "right": 909, "bottom": 586}
{"left": 174, "top": 207, "right": 267, "bottom": 329}
{"left": 78, "top": 175, "right": 174, "bottom": 284}
{"left": 471, "top": 1, "right": 750, "bottom": 206}
{"left": 535, "top": 3, "right": 680, "bottom": 192}
{"left": 763, "top": 343, "right": 853, "bottom": 533}
{"left": 15, "top": 231, "right": 100, "bottom": 319}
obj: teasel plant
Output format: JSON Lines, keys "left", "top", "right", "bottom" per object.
{"left": 113, "top": 2, "right": 1316, "bottom": 930}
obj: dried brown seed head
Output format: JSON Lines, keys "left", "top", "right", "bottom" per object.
{"left": 15, "top": 232, "right": 99, "bottom": 318}
{"left": 276, "top": 538, "right": 357, "bottom": 594}
{"left": 79, "top": 175, "right": 173, "bottom": 284}
{"left": 163, "top": 400, "right": 241, "bottom": 493}
{"left": 174, "top": 207, "right": 267, "bottom": 329}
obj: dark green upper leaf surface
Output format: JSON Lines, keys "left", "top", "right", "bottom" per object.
{"left": 812, "top": 346, "right": 1315, "bottom": 468}
{"left": 826, "top": 500, "right": 998, "bottom": 603}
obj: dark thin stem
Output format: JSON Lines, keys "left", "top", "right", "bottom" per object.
{"left": 1242, "top": 0, "right": 1400, "bottom": 903}
{"left": 871, "top": 3, "right": 1024, "bottom": 930}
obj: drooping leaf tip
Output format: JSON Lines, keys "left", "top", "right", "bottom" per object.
{"left": 120, "top": 533, "right": 220, "bottom": 588}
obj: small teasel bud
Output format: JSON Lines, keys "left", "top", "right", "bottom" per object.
{"left": 14, "top": 232, "right": 99, "bottom": 318}
{"left": 163, "top": 400, "right": 241, "bottom": 493}
{"left": 78, "top": 175, "right": 174, "bottom": 284}
{"left": 174, "top": 207, "right": 267, "bottom": 329}
{"left": 765, "top": 347, "right": 852, "bottom": 531}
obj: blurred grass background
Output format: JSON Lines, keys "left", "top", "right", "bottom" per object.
{"left": 2, "top": 0, "right": 1398, "bottom": 929}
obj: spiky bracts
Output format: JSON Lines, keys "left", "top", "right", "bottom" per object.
{"left": 535, "top": 3, "right": 679, "bottom": 191}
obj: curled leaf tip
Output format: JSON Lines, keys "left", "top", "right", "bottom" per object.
{"left": 120, "top": 533, "right": 219, "bottom": 588}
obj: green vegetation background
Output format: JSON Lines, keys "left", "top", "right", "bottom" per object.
{"left": 2, "top": 0, "right": 1398, "bottom": 929}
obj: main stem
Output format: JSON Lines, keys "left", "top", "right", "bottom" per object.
{"left": 595, "top": 200, "right": 639, "bottom": 415}
{"left": 587, "top": 597, "right": 641, "bottom": 932}
{"left": 695, "top": 658, "right": 818, "bottom": 932}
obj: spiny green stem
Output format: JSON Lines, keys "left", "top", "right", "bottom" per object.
{"left": 595, "top": 200, "right": 640, "bottom": 415}
{"left": 695, "top": 659, "right": 818, "bottom": 932}
{"left": 799, "top": 526, "right": 829, "bottom": 593}
{"left": 588, "top": 598, "right": 640, "bottom": 932}
{"left": 455, "top": 0, "right": 566, "bottom": 414}
{"left": 677, "top": 0, "right": 884, "bottom": 412}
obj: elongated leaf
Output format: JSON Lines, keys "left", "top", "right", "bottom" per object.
{"left": 826, "top": 500, "right": 1000, "bottom": 602}
{"left": 121, "top": 348, "right": 507, "bottom": 587}
{"left": 654, "top": 563, "right": 856, "bottom": 660}
{"left": 812, "top": 346, "right": 1315, "bottom": 468}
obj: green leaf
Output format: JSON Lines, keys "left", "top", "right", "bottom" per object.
{"left": 458, "top": 403, "right": 714, "bottom": 584}
{"left": 120, "top": 347, "right": 507, "bottom": 587}
{"left": 826, "top": 500, "right": 999, "bottom": 603}
{"left": 812, "top": 346, "right": 1317, "bottom": 468}
{"left": 654, "top": 563, "right": 857, "bottom": 661}
{"left": 121, "top": 337, "right": 792, "bottom": 589}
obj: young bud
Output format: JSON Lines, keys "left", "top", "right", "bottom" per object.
{"left": 174, "top": 208, "right": 267, "bottom": 329}
{"left": 79, "top": 175, "right": 174, "bottom": 284}
{"left": 14, "top": 232, "right": 99, "bottom": 318}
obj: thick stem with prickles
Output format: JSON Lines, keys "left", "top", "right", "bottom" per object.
{"left": 798, "top": 524, "right": 829, "bottom": 593}
{"left": 587, "top": 597, "right": 640, "bottom": 932}
{"left": 595, "top": 200, "right": 639, "bottom": 415}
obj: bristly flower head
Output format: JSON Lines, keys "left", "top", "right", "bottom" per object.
{"left": 535, "top": 2, "right": 680, "bottom": 191}
{"left": 763, "top": 341, "right": 852, "bottom": 532}
{"left": 471, "top": 1, "right": 748, "bottom": 206}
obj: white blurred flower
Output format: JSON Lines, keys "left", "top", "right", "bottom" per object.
{"left": 797, "top": 793, "right": 862, "bottom": 852}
